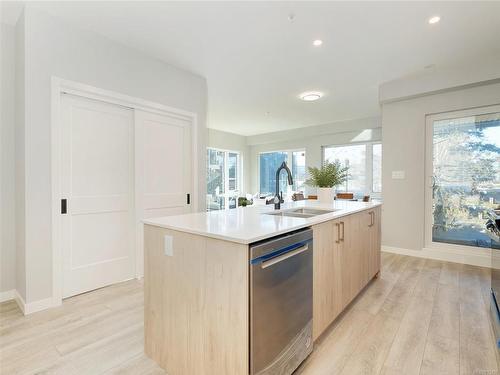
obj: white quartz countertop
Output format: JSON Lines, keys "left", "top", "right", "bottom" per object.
{"left": 143, "top": 200, "right": 381, "bottom": 245}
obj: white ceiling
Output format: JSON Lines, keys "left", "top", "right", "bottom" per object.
{"left": 8, "top": 1, "right": 500, "bottom": 135}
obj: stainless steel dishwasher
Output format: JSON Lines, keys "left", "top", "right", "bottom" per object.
{"left": 250, "top": 228, "right": 313, "bottom": 375}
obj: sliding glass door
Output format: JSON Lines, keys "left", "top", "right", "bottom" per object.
{"left": 207, "top": 149, "right": 226, "bottom": 210}
{"left": 206, "top": 148, "right": 241, "bottom": 211}
{"left": 425, "top": 105, "right": 500, "bottom": 249}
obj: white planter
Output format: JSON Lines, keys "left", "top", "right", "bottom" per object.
{"left": 317, "top": 187, "right": 334, "bottom": 204}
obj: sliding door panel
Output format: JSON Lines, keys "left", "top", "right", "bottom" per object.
{"left": 426, "top": 106, "right": 500, "bottom": 249}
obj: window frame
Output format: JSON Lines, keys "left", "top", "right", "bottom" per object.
{"left": 206, "top": 147, "right": 242, "bottom": 210}
{"left": 258, "top": 148, "right": 306, "bottom": 196}
{"left": 322, "top": 141, "right": 382, "bottom": 198}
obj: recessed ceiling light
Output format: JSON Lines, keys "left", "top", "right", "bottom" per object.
{"left": 428, "top": 15, "right": 441, "bottom": 24}
{"left": 313, "top": 39, "right": 323, "bottom": 46}
{"left": 300, "top": 92, "right": 323, "bottom": 101}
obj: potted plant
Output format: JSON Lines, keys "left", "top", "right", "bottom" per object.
{"left": 306, "top": 161, "right": 349, "bottom": 203}
{"left": 238, "top": 197, "right": 253, "bottom": 207}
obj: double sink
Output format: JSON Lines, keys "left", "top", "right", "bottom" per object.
{"left": 264, "top": 207, "right": 337, "bottom": 219}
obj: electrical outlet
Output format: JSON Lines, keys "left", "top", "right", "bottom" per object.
{"left": 164, "top": 235, "right": 173, "bottom": 256}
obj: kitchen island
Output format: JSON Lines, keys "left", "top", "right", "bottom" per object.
{"left": 143, "top": 200, "right": 381, "bottom": 375}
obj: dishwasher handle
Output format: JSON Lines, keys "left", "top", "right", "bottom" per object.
{"left": 260, "top": 243, "right": 309, "bottom": 269}
{"left": 250, "top": 239, "right": 311, "bottom": 268}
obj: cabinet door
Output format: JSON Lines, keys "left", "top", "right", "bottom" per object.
{"left": 359, "top": 207, "right": 381, "bottom": 282}
{"left": 360, "top": 210, "right": 373, "bottom": 287}
{"left": 340, "top": 214, "right": 360, "bottom": 307}
{"left": 342, "top": 211, "right": 374, "bottom": 307}
{"left": 369, "top": 207, "right": 381, "bottom": 277}
{"left": 312, "top": 220, "right": 343, "bottom": 340}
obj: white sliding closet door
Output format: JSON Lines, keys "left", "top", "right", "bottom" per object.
{"left": 61, "top": 94, "right": 135, "bottom": 298}
{"left": 135, "top": 110, "right": 193, "bottom": 276}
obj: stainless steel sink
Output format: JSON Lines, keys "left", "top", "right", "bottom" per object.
{"left": 265, "top": 208, "right": 337, "bottom": 218}
{"left": 290, "top": 208, "right": 336, "bottom": 215}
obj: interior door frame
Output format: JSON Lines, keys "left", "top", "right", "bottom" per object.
{"left": 424, "top": 104, "right": 500, "bottom": 257}
{"left": 51, "top": 77, "right": 199, "bottom": 306}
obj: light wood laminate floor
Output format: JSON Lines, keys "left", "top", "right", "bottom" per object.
{"left": 1, "top": 253, "right": 498, "bottom": 375}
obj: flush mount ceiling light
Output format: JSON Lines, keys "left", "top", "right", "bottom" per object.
{"left": 313, "top": 39, "right": 323, "bottom": 46}
{"left": 300, "top": 91, "right": 323, "bottom": 101}
{"left": 428, "top": 15, "right": 441, "bottom": 24}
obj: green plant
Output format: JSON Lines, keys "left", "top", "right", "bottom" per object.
{"left": 306, "top": 161, "right": 349, "bottom": 188}
{"left": 238, "top": 197, "right": 252, "bottom": 207}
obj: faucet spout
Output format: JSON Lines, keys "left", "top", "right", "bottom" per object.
{"left": 274, "top": 161, "right": 294, "bottom": 210}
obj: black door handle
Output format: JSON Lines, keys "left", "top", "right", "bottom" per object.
{"left": 61, "top": 199, "right": 67, "bottom": 214}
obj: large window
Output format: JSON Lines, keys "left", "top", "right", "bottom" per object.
{"left": 206, "top": 148, "right": 241, "bottom": 211}
{"left": 323, "top": 143, "right": 382, "bottom": 197}
{"left": 427, "top": 108, "right": 500, "bottom": 248}
{"left": 259, "top": 150, "right": 306, "bottom": 197}
{"left": 260, "top": 152, "right": 287, "bottom": 195}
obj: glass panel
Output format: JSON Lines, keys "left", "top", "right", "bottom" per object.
{"left": 259, "top": 152, "right": 288, "bottom": 195}
{"left": 228, "top": 196, "right": 237, "bottom": 209}
{"left": 228, "top": 152, "right": 238, "bottom": 191}
{"left": 206, "top": 149, "right": 225, "bottom": 211}
{"left": 372, "top": 144, "right": 382, "bottom": 193}
{"left": 292, "top": 151, "right": 306, "bottom": 192}
{"left": 324, "top": 144, "right": 366, "bottom": 197}
{"left": 432, "top": 112, "right": 500, "bottom": 248}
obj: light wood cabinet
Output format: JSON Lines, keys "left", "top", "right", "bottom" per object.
{"left": 144, "top": 205, "right": 382, "bottom": 373}
{"left": 312, "top": 206, "right": 381, "bottom": 340}
{"left": 359, "top": 210, "right": 373, "bottom": 287}
{"left": 338, "top": 214, "right": 353, "bottom": 307}
{"left": 144, "top": 226, "right": 249, "bottom": 375}
{"left": 312, "top": 219, "right": 343, "bottom": 340}
{"left": 368, "top": 206, "right": 381, "bottom": 279}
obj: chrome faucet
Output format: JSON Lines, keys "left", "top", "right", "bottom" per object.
{"left": 273, "top": 161, "right": 294, "bottom": 210}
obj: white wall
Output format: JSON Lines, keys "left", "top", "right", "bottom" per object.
{"left": 247, "top": 117, "right": 381, "bottom": 195}
{"left": 15, "top": 14, "right": 26, "bottom": 300}
{"left": 379, "top": 54, "right": 500, "bottom": 103}
{"left": 18, "top": 7, "right": 207, "bottom": 304}
{"left": 207, "top": 129, "right": 250, "bottom": 194}
{"left": 381, "top": 80, "right": 500, "bottom": 264}
{"left": 1, "top": 23, "right": 17, "bottom": 295}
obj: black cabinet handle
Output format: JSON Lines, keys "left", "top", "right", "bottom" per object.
{"left": 61, "top": 199, "right": 67, "bottom": 214}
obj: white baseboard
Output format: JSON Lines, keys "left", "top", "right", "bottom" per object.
{"left": 14, "top": 290, "right": 26, "bottom": 314}
{"left": 382, "top": 245, "right": 491, "bottom": 268}
{"left": 0, "top": 289, "right": 15, "bottom": 303}
{"left": 25, "top": 297, "right": 58, "bottom": 315}
{"left": 13, "top": 290, "right": 59, "bottom": 315}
